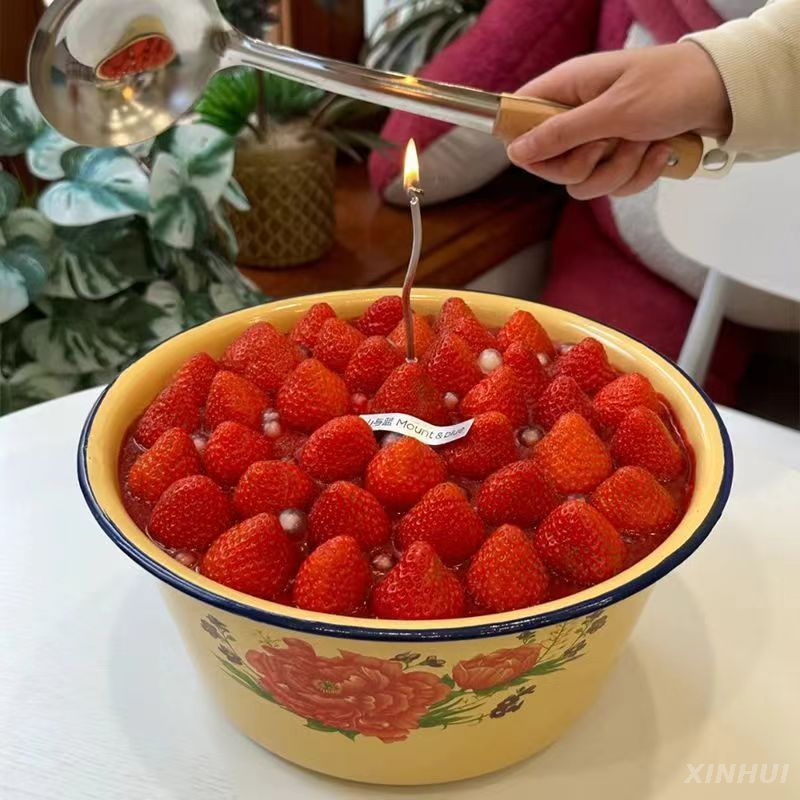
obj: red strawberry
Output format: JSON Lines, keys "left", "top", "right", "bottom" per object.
{"left": 370, "top": 361, "right": 449, "bottom": 425}
{"left": 371, "top": 541, "right": 464, "bottom": 620}
{"left": 387, "top": 313, "right": 436, "bottom": 359}
{"left": 467, "top": 525, "right": 550, "bottom": 612}
{"left": 437, "top": 297, "right": 477, "bottom": 330}
{"left": 127, "top": 427, "right": 201, "bottom": 503}
{"left": 475, "top": 459, "right": 559, "bottom": 527}
{"left": 271, "top": 429, "right": 308, "bottom": 460}
{"left": 299, "top": 416, "right": 378, "bottom": 482}
{"left": 221, "top": 322, "right": 298, "bottom": 392}
{"left": 593, "top": 373, "right": 662, "bottom": 429}
{"left": 313, "top": 318, "right": 366, "bottom": 372}
{"left": 532, "top": 375, "right": 596, "bottom": 431}
{"left": 460, "top": 366, "right": 527, "bottom": 427}
{"left": 442, "top": 412, "right": 518, "bottom": 480}
{"left": 534, "top": 500, "right": 625, "bottom": 587}
{"left": 397, "top": 483, "right": 485, "bottom": 565}
{"left": 200, "top": 513, "right": 297, "bottom": 600}
{"left": 424, "top": 332, "right": 482, "bottom": 397}
{"left": 344, "top": 335, "right": 403, "bottom": 394}
{"left": 553, "top": 337, "right": 616, "bottom": 396}
{"left": 355, "top": 295, "right": 403, "bottom": 337}
{"left": 364, "top": 436, "right": 447, "bottom": 510}
{"left": 204, "top": 370, "right": 269, "bottom": 431}
{"left": 610, "top": 406, "right": 685, "bottom": 481}
{"left": 308, "top": 481, "right": 391, "bottom": 549}
{"left": 233, "top": 460, "right": 315, "bottom": 518}
{"left": 590, "top": 466, "right": 679, "bottom": 536}
{"left": 171, "top": 353, "right": 218, "bottom": 405}
{"left": 534, "top": 412, "right": 612, "bottom": 494}
{"left": 504, "top": 340, "right": 549, "bottom": 408}
{"left": 292, "top": 535, "right": 371, "bottom": 615}
{"left": 290, "top": 302, "right": 336, "bottom": 349}
{"left": 134, "top": 384, "right": 201, "bottom": 448}
{"left": 149, "top": 475, "right": 233, "bottom": 551}
{"left": 448, "top": 315, "right": 497, "bottom": 355}
{"left": 276, "top": 358, "right": 350, "bottom": 433}
{"left": 497, "top": 310, "right": 554, "bottom": 357}
{"left": 202, "top": 421, "right": 273, "bottom": 486}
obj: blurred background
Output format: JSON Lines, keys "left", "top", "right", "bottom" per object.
{"left": 0, "top": 0, "right": 797, "bottom": 427}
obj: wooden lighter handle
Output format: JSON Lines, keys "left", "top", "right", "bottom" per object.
{"left": 494, "top": 94, "right": 704, "bottom": 181}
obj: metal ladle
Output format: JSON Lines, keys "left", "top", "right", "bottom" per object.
{"left": 28, "top": 0, "right": 726, "bottom": 179}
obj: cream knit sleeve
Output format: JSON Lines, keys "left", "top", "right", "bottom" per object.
{"left": 684, "top": 0, "right": 800, "bottom": 156}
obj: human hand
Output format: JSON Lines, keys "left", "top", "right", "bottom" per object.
{"left": 506, "top": 42, "right": 732, "bottom": 199}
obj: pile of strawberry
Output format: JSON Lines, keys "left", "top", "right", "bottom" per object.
{"left": 121, "top": 296, "right": 690, "bottom": 620}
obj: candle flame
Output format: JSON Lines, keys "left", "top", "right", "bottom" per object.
{"left": 403, "top": 139, "right": 420, "bottom": 191}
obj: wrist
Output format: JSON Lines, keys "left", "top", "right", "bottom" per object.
{"left": 678, "top": 40, "right": 733, "bottom": 139}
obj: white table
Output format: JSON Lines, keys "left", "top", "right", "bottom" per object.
{"left": 2, "top": 388, "right": 799, "bottom": 800}
{"left": 656, "top": 154, "right": 800, "bottom": 382}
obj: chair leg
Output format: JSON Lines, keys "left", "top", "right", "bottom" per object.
{"left": 678, "top": 270, "right": 731, "bottom": 384}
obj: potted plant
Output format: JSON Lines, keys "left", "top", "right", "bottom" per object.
{"left": 0, "top": 81, "right": 264, "bottom": 415}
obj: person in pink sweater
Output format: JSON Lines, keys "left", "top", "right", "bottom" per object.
{"left": 369, "top": 0, "right": 799, "bottom": 404}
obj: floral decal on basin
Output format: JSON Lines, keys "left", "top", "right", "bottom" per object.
{"left": 200, "top": 610, "right": 608, "bottom": 743}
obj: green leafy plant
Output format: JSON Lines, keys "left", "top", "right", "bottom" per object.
{"left": 362, "top": 0, "right": 488, "bottom": 74}
{"left": 0, "top": 81, "right": 264, "bottom": 416}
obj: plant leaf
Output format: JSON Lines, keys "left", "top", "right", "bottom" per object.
{"left": 0, "top": 261, "right": 30, "bottom": 323}
{"left": 142, "top": 280, "right": 185, "bottom": 342}
{"left": 0, "top": 83, "right": 44, "bottom": 156}
{"left": 26, "top": 127, "right": 79, "bottom": 180}
{"left": 38, "top": 147, "right": 149, "bottom": 226}
{"left": 0, "top": 363, "right": 80, "bottom": 414}
{"left": 223, "top": 177, "right": 250, "bottom": 212}
{"left": 0, "top": 240, "right": 50, "bottom": 322}
{"left": 0, "top": 171, "right": 21, "bottom": 218}
{"left": 2, "top": 208, "right": 54, "bottom": 247}
{"left": 195, "top": 68, "right": 258, "bottom": 137}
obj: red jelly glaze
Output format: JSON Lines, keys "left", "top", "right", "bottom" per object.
{"left": 118, "top": 311, "right": 695, "bottom": 619}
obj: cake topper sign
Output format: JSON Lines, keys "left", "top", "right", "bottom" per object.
{"left": 401, "top": 139, "right": 423, "bottom": 363}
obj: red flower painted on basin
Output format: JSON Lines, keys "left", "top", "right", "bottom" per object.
{"left": 246, "top": 638, "right": 450, "bottom": 742}
{"left": 452, "top": 644, "right": 543, "bottom": 691}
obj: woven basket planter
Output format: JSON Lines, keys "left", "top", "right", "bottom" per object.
{"left": 231, "top": 128, "right": 336, "bottom": 268}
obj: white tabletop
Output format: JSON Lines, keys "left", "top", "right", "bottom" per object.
{"left": 1, "top": 387, "right": 799, "bottom": 800}
{"left": 656, "top": 153, "right": 800, "bottom": 302}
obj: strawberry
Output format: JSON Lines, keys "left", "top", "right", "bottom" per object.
{"left": 364, "top": 436, "right": 447, "bottom": 510}
{"left": 447, "top": 315, "right": 497, "bottom": 355}
{"left": 149, "top": 475, "right": 233, "bottom": 551}
{"left": 553, "top": 337, "right": 616, "bottom": 396}
{"left": 127, "top": 427, "right": 202, "bottom": 503}
{"left": 233, "top": 460, "right": 315, "bottom": 518}
{"left": 593, "top": 373, "right": 662, "bottom": 429}
{"left": 202, "top": 421, "right": 273, "bottom": 486}
{"left": 221, "top": 322, "right": 298, "bottom": 393}
{"left": 437, "top": 297, "right": 477, "bottom": 330}
{"left": 371, "top": 541, "right": 464, "bottom": 620}
{"left": 171, "top": 352, "right": 218, "bottom": 405}
{"left": 442, "top": 412, "right": 518, "bottom": 480}
{"left": 276, "top": 358, "right": 350, "bottom": 433}
{"left": 344, "top": 335, "right": 403, "bottom": 394}
{"left": 423, "top": 332, "right": 482, "bottom": 397}
{"left": 200, "top": 513, "right": 297, "bottom": 600}
{"left": 133, "top": 384, "right": 201, "bottom": 448}
{"left": 460, "top": 366, "right": 527, "bottom": 427}
{"left": 292, "top": 535, "right": 371, "bottom": 615}
{"left": 355, "top": 295, "right": 403, "bottom": 337}
{"left": 497, "top": 309, "right": 554, "bottom": 357}
{"left": 308, "top": 481, "right": 391, "bottom": 549}
{"left": 532, "top": 375, "right": 596, "bottom": 431}
{"left": 504, "top": 340, "right": 549, "bottom": 408}
{"left": 610, "top": 406, "right": 685, "bottom": 481}
{"left": 299, "top": 416, "right": 378, "bottom": 482}
{"left": 370, "top": 361, "right": 449, "bottom": 425}
{"left": 204, "top": 370, "right": 269, "bottom": 432}
{"left": 290, "top": 302, "right": 336, "bottom": 349}
{"left": 475, "top": 459, "right": 559, "bottom": 527}
{"left": 467, "top": 525, "right": 549, "bottom": 612}
{"left": 590, "top": 466, "right": 678, "bottom": 536}
{"left": 396, "top": 483, "right": 485, "bottom": 565}
{"left": 534, "top": 412, "right": 612, "bottom": 494}
{"left": 271, "top": 429, "right": 308, "bottom": 460}
{"left": 387, "top": 313, "right": 436, "bottom": 359}
{"left": 534, "top": 500, "right": 626, "bottom": 587}
{"left": 313, "top": 318, "right": 366, "bottom": 373}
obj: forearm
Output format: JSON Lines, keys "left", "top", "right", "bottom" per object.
{"left": 684, "top": 0, "right": 800, "bottom": 156}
